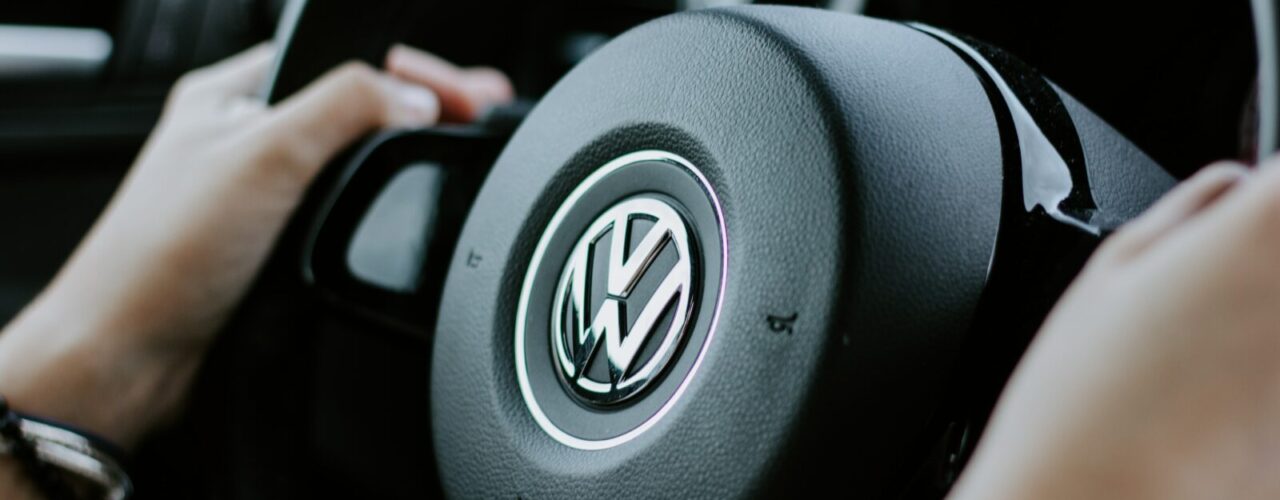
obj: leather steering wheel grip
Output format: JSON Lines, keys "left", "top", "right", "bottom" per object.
{"left": 429, "top": 5, "right": 1172, "bottom": 498}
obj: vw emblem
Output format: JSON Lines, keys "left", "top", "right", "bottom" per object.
{"left": 515, "top": 150, "right": 726, "bottom": 450}
{"left": 552, "top": 197, "right": 695, "bottom": 405}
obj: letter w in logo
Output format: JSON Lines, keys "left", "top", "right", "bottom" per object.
{"left": 551, "top": 197, "right": 694, "bottom": 404}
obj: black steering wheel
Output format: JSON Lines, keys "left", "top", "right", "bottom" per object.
{"left": 146, "top": 3, "right": 1275, "bottom": 499}
{"left": 428, "top": 9, "right": 1173, "bottom": 497}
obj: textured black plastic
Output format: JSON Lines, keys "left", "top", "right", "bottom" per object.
{"left": 1055, "top": 86, "right": 1177, "bottom": 221}
{"left": 431, "top": 6, "right": 1003, "bottom": 497}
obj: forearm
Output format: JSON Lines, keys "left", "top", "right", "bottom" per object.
{"left": 0, "top": 254, "right": 204, "bottom": 449}
{"left": 0, "top": 266, "right": 197, "bottom": 499}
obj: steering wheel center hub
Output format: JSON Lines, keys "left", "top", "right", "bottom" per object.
{"left": 432, "top": 7, "right": 1013, "bottom": 497}
{"left": 516, "top": 151, "right": 727, "bottom": 449}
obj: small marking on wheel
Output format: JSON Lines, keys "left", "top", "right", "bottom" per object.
{"left": 766, "top": 313, "right": 797, "bottom": 335}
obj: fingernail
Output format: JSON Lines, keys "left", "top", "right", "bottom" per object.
{"left": 391, "top": 80, "right": 440, "bottom": 124}
{"left": 465, "top": 69, "right": 515, "bottom": 103}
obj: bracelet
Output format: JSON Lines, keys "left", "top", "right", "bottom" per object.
{"left": 0, "top": 395, "right": 132, "bottom": 500}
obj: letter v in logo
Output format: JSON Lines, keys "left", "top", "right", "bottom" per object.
{"left": 551, "top": 196, "right": 694, "bottom": 405}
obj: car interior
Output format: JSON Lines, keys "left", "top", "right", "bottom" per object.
{"left": 0, "top": 0, "right": 1267, "bottom": 498}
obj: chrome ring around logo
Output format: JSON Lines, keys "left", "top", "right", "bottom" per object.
{"left": 515, "top": 150, "right": 727, "bottom": 451}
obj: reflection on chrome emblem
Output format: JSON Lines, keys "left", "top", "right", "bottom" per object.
{"left": 552, "top": 197, "right": 694, "bottom": 405}
{"left": 515, "top": 150, "right": 725, "bottom": 450}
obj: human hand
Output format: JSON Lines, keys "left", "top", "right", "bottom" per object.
{"left": 0, "top": 44, "right": 513, "bottom": 449}
{"left": 951, "top": 160, "right": 1280, "bottom": 499}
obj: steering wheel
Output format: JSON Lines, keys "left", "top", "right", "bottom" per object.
{"left": 153, "top": 4, "right": 1274, "bottom": 499}
{"left": 428, "top": 8, "right": 1173, "bottom": 497}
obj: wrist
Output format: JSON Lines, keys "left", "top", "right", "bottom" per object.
{"left": 0, "top": 275, "right": 202, "bottom": 449}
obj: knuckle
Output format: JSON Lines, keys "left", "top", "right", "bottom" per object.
{"left": 246, "top": 119, "right": 330, "bottom": 185}
{"left": 1193, "top": 162, "right": 1248, "bottom": 187}
{"left": 1201, "top": 160, "right": 1249, "bottom": 175}
{"left": 240, "top": 130, "right": 310, "bottom": 188}
{"left": 171, "top": 70, "right": 209, "bottom": 98}
{"left": 333, "top": 61, "right": 381, "bottom": 93}
{"left": 330, "top": 61, "right": 389, "bottom": 121}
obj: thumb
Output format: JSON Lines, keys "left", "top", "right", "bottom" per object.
{"left": 261, "top": 61, "right": 440, "bottom": 181}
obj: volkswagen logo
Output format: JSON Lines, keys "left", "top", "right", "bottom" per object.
{"left": 552, "top": 197, "right": 694, "bottom": 405}
{"left": 515, "top": 150, "right": 726, "bottom": 450}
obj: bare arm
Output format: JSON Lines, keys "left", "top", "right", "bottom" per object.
{"left": 0, "top": 44, "right": 510, "bottom": 497}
